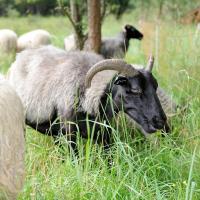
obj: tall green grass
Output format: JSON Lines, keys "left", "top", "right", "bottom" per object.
{"left": 0, "top": 14, "right": 200, "bottom": 199}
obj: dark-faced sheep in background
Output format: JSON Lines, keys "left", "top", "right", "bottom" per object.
{"left": 64, "top": 24, "right": 143, "bottom": 58}
{"left": 100, "top": 24, "right": 143, "bottom": 58}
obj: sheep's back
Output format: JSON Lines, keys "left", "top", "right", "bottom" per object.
{"left": 17, "top": 30, "right": 51, "bottom": 51}
{"left": 8, "top": 46, "right": 105, "bottom": 123}
{"left": 101, "top": 37, "right": 125, "bottom": 58}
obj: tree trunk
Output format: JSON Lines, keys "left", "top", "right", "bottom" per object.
{"left": 87, "top": 0, "right": 101, "bottom": 53}
{"left": 70, "top": 0, "right": 85, "bottom": 50}
{"left": 158, "top": 0, "right": 164, "bottom": 18}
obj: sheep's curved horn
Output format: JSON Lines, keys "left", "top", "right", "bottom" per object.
{"left": 146, "top": 55, "right": 154, "bottom": 72}
{"left": 85, "top": 59, "right": 138, "bottom": 88}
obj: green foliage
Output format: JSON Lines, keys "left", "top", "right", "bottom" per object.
{"left": 105, "top": 0, "right": 133, "bottom": 19}
{"left": 0, "top": 0, "right": 133, "bottom": 17}
{"left": 14, "top": 0, "right": 57, "bottom": 15}
{"left": 0, "top": 0, "right": 14, "bottom": 16}
{"left": 0, "top": 0, "right": 199, "bottom": 19}
{"left": 133, "top": 0, "right": 200, "bottom": 19}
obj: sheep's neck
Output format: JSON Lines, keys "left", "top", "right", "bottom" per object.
{"left": 99, "top": 80, "right": 119, "bottom": 121}
{"left": 118, "top": 31, "right": 130, "bottom": 53}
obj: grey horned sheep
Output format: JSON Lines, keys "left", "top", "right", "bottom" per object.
{"left": 0, "top": 76, "right": 25, "bottom": 200}
{"left": 8, "top": 45, "right": 168, "bottom": 154}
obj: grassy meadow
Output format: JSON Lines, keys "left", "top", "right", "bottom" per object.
{"left": 0, "top": 13, "right": 200, "bottom": 199}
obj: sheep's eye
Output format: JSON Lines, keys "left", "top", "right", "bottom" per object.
{"left": 131, "top": 88, "right": 142, "bottom": 95}
{"left": 114, "top": 76, "right": 128, "bottom": 86}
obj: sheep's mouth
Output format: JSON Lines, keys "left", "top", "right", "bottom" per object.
{"left": 125, "top": 111, "right": 156, "bottom": 134}
{"left": 133, "top": 118, "right": 165, "bottom": 136}
{"left": 126, "top": 112, "right": 159, "bottom": 135}
{"left": 138, "top": 36, "right": 143, "bottom": 40}
{"left": 146, "top": 124, "right": 158, "bottom": 133}
{"left": 141, "top": 121, "right": 169, "bottom": 136}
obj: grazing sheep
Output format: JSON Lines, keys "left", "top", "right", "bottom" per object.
{"left": 64, "top": 24, "right": 143, "bottom": 58}
{"left": 17, "top": 29, "right": 51, "bottom": 52}
{"left": 8, "top": 45, "right": 167, "bottom": 153}
{"left": 0, "top": 77, "right": 25, "bottom": 200}
{"left": 0, "top": 29, "right": 17, "bottom": 53}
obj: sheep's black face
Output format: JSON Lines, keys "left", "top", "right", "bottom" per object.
{"left": 125, "top": 25, "right": 143, "bottom": 40}
{"left": 112, "top": 70, "right": 167, "bottom": 134}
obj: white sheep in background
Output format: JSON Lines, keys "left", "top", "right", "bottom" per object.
{"left": 64, "top": 34, "right": 76, "bottom": 51}
{"left": 0, "top": 73, "right": 4, "bottom": 80}
{"left": 0, "top": 29, "right": 17, "bottom": 53}
{"left": 17, "top": 29, "right": 51, "bottom": 52}
{"left": 0, "top": 76, "right": 25, "bottom": 200}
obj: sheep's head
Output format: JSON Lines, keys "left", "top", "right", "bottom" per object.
{"left": 85, "top": 56, "right": 168, "bottom": 135}
{"left": 124, "top": 24, "right": 143, "bottom": 40}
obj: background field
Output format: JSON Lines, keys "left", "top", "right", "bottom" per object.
{"left": 0, "top": 10, "right": 200, "bottom": 200}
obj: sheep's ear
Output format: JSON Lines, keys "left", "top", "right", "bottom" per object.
{"left": 114, "top": 76, "right": 128, "bottom": 85}
{"left": 124, "top": 24, "right": 131, "bottom": 30}
{"left": 146, "top": 55, "right": 154, "bottom": 72}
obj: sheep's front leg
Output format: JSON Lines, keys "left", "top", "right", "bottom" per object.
{"left": 66, "top": 131, "right": 78, "bottom": 157}
{"left": 100, "top": 129, "right": 113, "bottom": 166}
{"left": 97, "top": 129, "right": 111, "bottom": 152}
{"left": 53, "top": 123, "right": 78, "bottom": 157}
{"left": 77, "top": 119, "right": 113, "bottom": 166}
{"left": 75, "top": 113, "right": 112, "bottom": 151}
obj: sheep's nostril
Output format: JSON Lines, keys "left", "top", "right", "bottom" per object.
{"left": 163, "top": 122, "right": 170, "bottom": 133}
{"left": 152, "top": 116, "right": 165, "bottom": 129}
{"left": 152, "top": 116, "right": 159, "bottom": 123}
